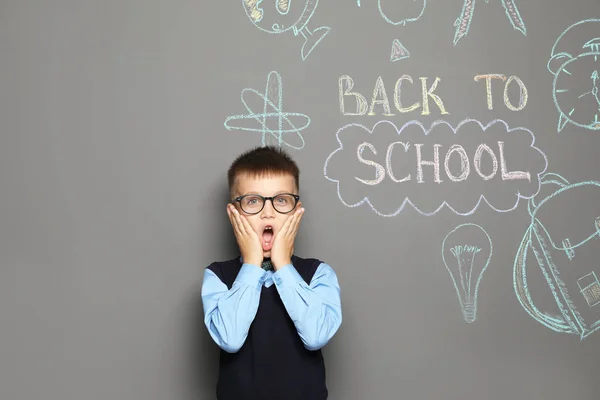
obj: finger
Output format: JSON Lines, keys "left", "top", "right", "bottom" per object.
{"left": 271, "top": 222, "right": 287, "bottom": 246}
{"left": 235, "top": 210, "right": 256, "bottom": 240}
{"left": 238, "top": 213, "right": 255, "bottom": 237}
{"left": 286, "top": 207, "right": 302, "bottom": 231}
{"left": 226, "top": 204, "right": 236, "bottom": 230}
{"left": 233, "top": 208, "right": 250, "bottom": 238}
{"left": 279, "top": 213, "right": 295, "bottom": 238}
{"left": 291, "top": 207, "right": 304, "bottom": 235}
{"left": 287, "top": 209, "right": 303, "bottom": 238}
{"left": 228, "top": 205, "right": 244, "bottom": 237}
{"left": 227, "top": 206, "right": 241, "bottom": 238}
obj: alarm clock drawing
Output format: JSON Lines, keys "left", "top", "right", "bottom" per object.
{"left": 242, "top": 0, "right": 330, "bottom": 61}
{"left": 548, "top": 18, "right": 600, "bottom": 133}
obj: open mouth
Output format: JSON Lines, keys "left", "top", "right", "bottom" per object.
{"left": 262, "top": 225, "right": 274, "bottom": 251}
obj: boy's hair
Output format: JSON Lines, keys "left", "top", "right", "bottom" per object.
{"left": 227, "top": 145, "right": 300, "bottom": 198}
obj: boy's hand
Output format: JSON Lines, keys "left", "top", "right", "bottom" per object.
{"left": 227, "top": 204, "right": 263, "bottom": 267}
{"left": 271, "top": 207, "right": 305, "bottom": 270}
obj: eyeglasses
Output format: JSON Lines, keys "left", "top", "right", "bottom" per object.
{"left": 231, "top": 193, "right": 300, "bottom": 215}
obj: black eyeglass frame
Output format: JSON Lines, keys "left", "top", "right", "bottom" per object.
{"left": 231, "top": 193, "right": 300, "bottom": 215}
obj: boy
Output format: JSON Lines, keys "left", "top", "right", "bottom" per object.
{"left": 201, "top": 145, "right": 342, "bottom": 400}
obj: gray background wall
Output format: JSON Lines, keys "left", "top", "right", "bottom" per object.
{"left": 2, "top": 1, "right": 600, "bottom": 399}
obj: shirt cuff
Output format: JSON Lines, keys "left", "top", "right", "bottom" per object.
{"left": 235, "top": 263, "right": 267, "bottom": 286}
{"left": 272, "top": 263, "right": 304, "bottom": 287}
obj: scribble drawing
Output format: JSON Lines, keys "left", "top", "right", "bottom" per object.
{"left": 242, "top": 0, "right": 330, "bottom": 60}
{"left": 391, "top": 39, "right": 410, "bottom": 62}
{"left": 578, "top": 272, "right": 600, "bottom": 308}
{"left": 453, "top": 0, "right": 526, "bottom": 45}
{"left": 547, "top": 19, "right": 600, "bottom": 132}
{"left": 514, "top": 172, "right": 600, "bottom": 340}
{"left": 442, "top": 223, "right": 492, "bottom": 323}
{"left": 224, "top": 71, "right": 310, "bottom": 150}
{"left": 323, "top": 118, "right": 548, "bottom": 217}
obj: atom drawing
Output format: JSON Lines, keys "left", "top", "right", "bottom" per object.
{"left": 224, "top": 71, "right": 310, "bottom": 150}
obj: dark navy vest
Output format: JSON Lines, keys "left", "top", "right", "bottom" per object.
{"left": 207, "top": 255, "right": 328, "bottom": 400}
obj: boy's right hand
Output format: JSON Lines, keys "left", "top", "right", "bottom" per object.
{"left": 227, "top": 204, "right": 263, "bottom": 267}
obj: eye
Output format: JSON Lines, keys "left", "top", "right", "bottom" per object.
{"left": 244, "top": 196, "right": 261, "bottom": 205}
{"left": 583, "top": 38, "right": 600, "bottom": 53}
{"left": 562, "top": 238, "right": 575, "bottom": 260}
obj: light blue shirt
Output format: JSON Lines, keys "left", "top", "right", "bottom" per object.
{"left": 201, "top": 258, "right": 342, "bottom": 353}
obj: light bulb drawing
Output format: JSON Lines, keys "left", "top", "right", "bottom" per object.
{"left": 442, "top": 223, "right": 493, "bottom": 323}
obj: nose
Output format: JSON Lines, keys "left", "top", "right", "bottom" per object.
{"left": 261, "top": 199, "right": 276, "bottom": 217}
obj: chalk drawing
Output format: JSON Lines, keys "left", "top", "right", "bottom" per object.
{"left": 514, "top": 172, "right": 600, "bottom": 340}
{"left": 380, "top": 0, "right": 426, "bottom": 26}
{"left": 242, "top": 0, "right": 330, "bottom": 60}
{"left": 453, "top": 0, "right": 526, "bottom": 45}
{"left": 578, "top": 272, "right": 600, "bottom": 308}
{"left": 338, "top": 75, "right": 450, "bottom": 116}
{"left": 356, "top": 0, "right": 424, "bottom": 62}
{"left": 391, "top": 39, "right": 411, "bottom": 62}
{"left": 474, "top": 74, "right": 529, "bottom": 111}
{"left": 357, "top": 0, "right": 426, "bottom": 26}
{"left": 224, "top": 71, "right": 309, "bottom": 150}
{"left": 442, "top": 223, "right": 492, "bottom": 323}
{"left": 548, "top": 19, "right": 600, "bottom": 132}
{"left": 323, "top": 118, "right": 548, "bottom": 217}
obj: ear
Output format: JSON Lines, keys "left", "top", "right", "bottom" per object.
{"left": 547, "top": 52, "right": 573, "bottom": 76}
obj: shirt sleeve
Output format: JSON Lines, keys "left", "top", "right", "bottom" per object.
{"left": 272, "top": 262, "right": 342, "bottom": 351}
{"left": 201, "top": 263, "right": 266, "bottom": 353}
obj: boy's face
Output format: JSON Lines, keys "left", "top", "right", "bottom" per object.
{"left": 231, "top": 172, "right": 301, "bottom": 258}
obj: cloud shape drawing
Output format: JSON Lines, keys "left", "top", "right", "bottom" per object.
{"left": 323, "top": 119, "right": 548, "bottom": 216}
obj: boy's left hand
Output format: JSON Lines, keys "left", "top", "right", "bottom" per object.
{"left": 270, "top": 207, "right": 305, "bottom": 270}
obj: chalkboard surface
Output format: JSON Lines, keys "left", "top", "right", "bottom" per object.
{"left": 2, "top": 1, "right": 600, "bottom": 399}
